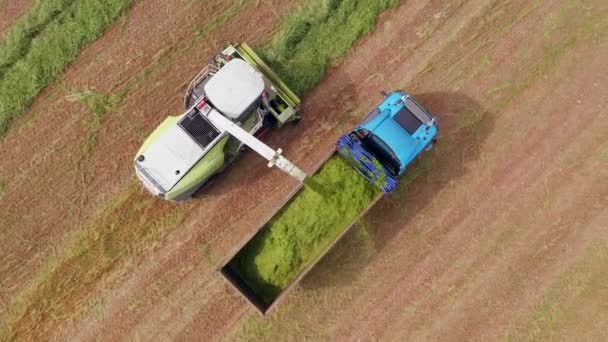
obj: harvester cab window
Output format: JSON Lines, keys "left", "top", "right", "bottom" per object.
{"left": 179, "top": 109, "right": 220, "bottom": 148}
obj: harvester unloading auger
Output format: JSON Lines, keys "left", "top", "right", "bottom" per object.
{"left": 134, "top": 43, "right": 438, "bottom": 315}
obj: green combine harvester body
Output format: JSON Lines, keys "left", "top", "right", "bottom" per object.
{"left": 134, "top": 43, "right": 301, "bottom": 201}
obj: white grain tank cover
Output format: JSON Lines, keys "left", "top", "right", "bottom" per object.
{"left": 204, "top": 59, "right": 265, "bottom": 120}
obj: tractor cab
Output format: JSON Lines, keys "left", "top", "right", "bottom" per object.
{"left": 337, "top": 91, "right": 438, "bottom": 193}
{"left": 357, "top": 91, "right": 437, "bottom": 175}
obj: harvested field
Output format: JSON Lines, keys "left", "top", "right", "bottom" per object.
{"left": 0, "top": 0, "right": 607, "bottom": 341}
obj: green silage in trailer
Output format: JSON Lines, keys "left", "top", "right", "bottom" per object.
{"left": 260, "top": 0, "right": 399, "bottom": 96}
{"left": 228, "top": 157, "right": 379, "bottom": 305}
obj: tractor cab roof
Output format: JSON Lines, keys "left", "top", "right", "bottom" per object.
{"left": 359, "top": 92, "right": 437, "bottom": 172}
{"left": 204, "top": 58, "right": 265, "bottom": 121}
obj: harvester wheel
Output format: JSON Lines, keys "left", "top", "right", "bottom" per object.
{"left": 263, "top": 112, "right": 278, "bottom": 128}
{"left": 191, "top": 176, "right": 217, "bottom": 198}
{"left": 290, "top": 116, "right": 302, "bottom": 125}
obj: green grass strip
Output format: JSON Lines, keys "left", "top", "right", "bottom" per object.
{"left": 0, "top": 0, "right": 75, "bottom": 78}
{"left": 0, "top": 0, "right": 131, "bottom": 137}
{"left": 260, "top": 0, "right": 399, "bottom": 96}
{"left": 229, "top": 158, "right": 379, "bottom": 304}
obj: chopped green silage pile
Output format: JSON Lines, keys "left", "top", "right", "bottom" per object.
{"left": 228, "top": 157, "right": 379, "bottom": 304}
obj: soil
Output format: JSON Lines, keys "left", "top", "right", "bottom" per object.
{"left": 0, "top": 0, "right": 606, "bottom": 341}
{"left": 0, "top": 0, "right": 32, "bottom": 36}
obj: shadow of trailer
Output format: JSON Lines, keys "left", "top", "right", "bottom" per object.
{"left": 218, "top": 149, "right": 384, "bottom": 316}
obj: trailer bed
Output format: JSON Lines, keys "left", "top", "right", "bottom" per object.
{"left": 219, "top": 150, "right": 383, "bottom": 315}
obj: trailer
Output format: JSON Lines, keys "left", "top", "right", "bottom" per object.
{"left": 220, "top": 91, "right": 438, "bottom": 315}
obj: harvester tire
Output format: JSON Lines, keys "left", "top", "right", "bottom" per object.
{"left": 191, "top": 176, "right": 217, "bottom": 198}
{"left": 290, "top": 116, "right": 302, "bottom": 125}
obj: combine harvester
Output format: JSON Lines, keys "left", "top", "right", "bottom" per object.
{"left": 134, "top": 43, "right": 304, "bottom": 201}
{"left": 134, "top": 43, "right": 438, "bottom": 315}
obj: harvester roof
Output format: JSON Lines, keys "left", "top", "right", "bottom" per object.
{"left": 204, "top": 58, "right": 265, "bottom": 120}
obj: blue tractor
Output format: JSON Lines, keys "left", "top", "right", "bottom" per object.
{"left": 337, "top": 91, "right": 438, "bottom": 193}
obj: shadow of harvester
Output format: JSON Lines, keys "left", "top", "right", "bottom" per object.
{"left": 301, "top": 91, "right": 496, "bottom": 290}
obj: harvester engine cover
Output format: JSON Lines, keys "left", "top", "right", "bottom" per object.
{"left": 204, "top": 59, "right": 265, "bottom": 121}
